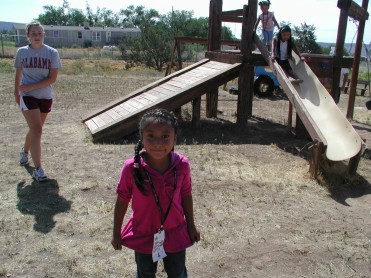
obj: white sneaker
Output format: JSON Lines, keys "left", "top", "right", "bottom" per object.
{"left": 20, "top": 147, "right": 29, "bottom": 166}
{"left": 32, "top": 167, "right": 48, "bottom": 182}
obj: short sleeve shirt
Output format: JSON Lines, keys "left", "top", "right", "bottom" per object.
{"left": 14, "top": 44, "right": 61, "bottom": 99}
{"left": 259, "top": 12, "right": 275, "bottom": 31}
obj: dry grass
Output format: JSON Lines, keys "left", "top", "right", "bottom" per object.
{"left": 0, "top": 58, "right": 370, "bottom": 277}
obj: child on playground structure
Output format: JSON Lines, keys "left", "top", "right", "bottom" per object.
{"left": 14, "top": 20, "right": 61, "bottom": 181}
{"left": 253, "top": 0, "right": 279, "bottom": 52}
{"left": 272, "top": 25, "right": 303, "bottom": 83}
{"left": 111, "top": 109, "right": 200, "bottom": 278}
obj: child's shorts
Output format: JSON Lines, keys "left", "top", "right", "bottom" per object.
{"left": 20, "top": 96, "right": 53, "bottom": 113}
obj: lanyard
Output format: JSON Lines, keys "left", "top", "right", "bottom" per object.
{"left": 144, "top": 169, "right": 177, "bottom": 230}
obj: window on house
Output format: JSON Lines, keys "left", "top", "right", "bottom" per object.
{"left": 92, "top": 31, "right": 101, "bottom": 41}
{"left": 78, "top": 31, "right": 82, "bottom": 39}
{"left": 53, "top": 30, "right": 59, "bottom": 38}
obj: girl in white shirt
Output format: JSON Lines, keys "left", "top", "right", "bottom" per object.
{"left": 272, "top": 25, "right": 302, "bottom": 82}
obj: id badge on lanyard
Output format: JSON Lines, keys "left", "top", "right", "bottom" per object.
{"left": 145, "top": 169, "right": 177, "bottom": 262}
{"left": 152, "top": 229, "right": 166, "bottom": 262}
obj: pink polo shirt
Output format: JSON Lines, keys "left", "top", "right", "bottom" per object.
{"left": 116, "top": 151, "right": 193, "bottom": 254}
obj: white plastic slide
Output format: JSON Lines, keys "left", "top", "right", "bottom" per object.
{"left": 288, "top": 53, "right": 363, "bottom": 161}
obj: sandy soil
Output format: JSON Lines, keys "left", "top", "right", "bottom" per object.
{"left": 0, "top": 60, "right": 370, "bottom": 278}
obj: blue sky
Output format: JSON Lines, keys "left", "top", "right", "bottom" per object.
{"left": 1, "top": 0, "right": 370, "bottom": 44}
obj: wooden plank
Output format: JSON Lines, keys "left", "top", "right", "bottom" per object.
{"left": 85, "top": 119, "right": 98, "bottom": 132}
{"left": 135, "top": 96, "right": 153, "bottom": 106}
{"left": 90, "top": 62, "right": 242, "bottom": 142}
{"left": 146, "top": 88, "right": 168, "bottom": 98}
{"left": 348, "top": 1, "right": 369, "bottom": 21}
{"left": 82, "top": 59, "right": 211, "bottom": 122}
{"left": 167, "top": 80, "right": 188, "bottom": 88}
{"left": 221, "top": 9, "right": 244, "bottom": 17}
{"left": 112, "top": 106, "right": 130, "bottom": 117}
{"left": 152, "top": 87, "right": 174, "bottom": 96}
{"left": 195, "top": 66, "right": 220, "bottom": 73}
{"left": 120, "top": 102, "right": 137, "bottom": 113}
{"left": 220, "top": 15, "right": 244, "bottom": 23}
{"left": 183, "top": 71, "right": 210, "bottom": 78}
{"left": 159, "top": 83, "right": 180, "bottom": 92}
{"left": 126, "top": 99, "right": 146, "bottom": 109}
{"left": 100, "top": 112, "right": 115, "bottom": 124}
{"left": 202, "top": 62, "right": 230, "bottom": 70}
{"left": 106, "top": 109, "right": 121, "bottom": 121}
{"left": 205, "top": 51, "right": 244, "bottom": 64}
{"left": 92, "top": 116, "right": 106, "bottom": 128}
{"left": 141, "top": 92, "right": 159, "bottom": 102}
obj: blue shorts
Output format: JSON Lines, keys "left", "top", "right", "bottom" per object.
{"left": 262, "top": 29, "right": 274, "bottom": 45}
{"left": 20, "top": 96, "right": 53, "bottom": 113}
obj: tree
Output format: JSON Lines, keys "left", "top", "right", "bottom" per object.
{"left": 66, "top": 9, "right": 87, "bottom": 26}
{"left": 37, "top": 5, "right": 67, "bottom": 25}
{"left": 119, "top": 5, "right": 160, "bottom": 29}
{"left": 292, "top": 23, "right": 322, "bottom": 54}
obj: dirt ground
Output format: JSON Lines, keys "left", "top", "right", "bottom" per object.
{"left": 0, "top": 59, "right": 370, "bottom": 278}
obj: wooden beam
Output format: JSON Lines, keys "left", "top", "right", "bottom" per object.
{"left": 205, "top": 51, "right": 243, "bottom": 64}
{"left": 206, "top": 0, "right": 223, "bottom": 118}
{"left": 221, "top": 9, "right": 244, "bottom": 16}
{"left": 237, "top": 1, "right": 257, "bottom": 126}
{"left": 192, "top": 97, "right": 201, "bottom": 125}
{"left": 347, "top": 0, "right": 369, "bottom": 119}
{"left": 332, "top": 3, "right": 350, "bottom": 105}
{"left": 348, "top": 1, "right": 369, "bottom": 21}
{"left": 220, "top": 15, "right": 244, "bottom": 23}
{"left": 309, "top": 142, "right": 326, "bottom": 179}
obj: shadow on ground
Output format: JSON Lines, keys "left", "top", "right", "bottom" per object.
{"left": 104, "top": 116, "right": 312, "bottom": 160}
{"left": 17, "top": 166, "right": 72, "bottom": 233}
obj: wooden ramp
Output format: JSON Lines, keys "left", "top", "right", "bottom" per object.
{"left": 82, "top": 59, "right": 241, "bottom": 142}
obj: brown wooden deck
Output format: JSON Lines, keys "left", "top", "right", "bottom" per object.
{"left": 82, "top": 59, "right": 241, "bottom": 142}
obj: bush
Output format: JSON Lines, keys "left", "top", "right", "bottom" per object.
{"left": 0, "top": 60, "right": 13, "bottom": 73}
{"left": 83, "top": 40, "right": 92, "bottom": 48}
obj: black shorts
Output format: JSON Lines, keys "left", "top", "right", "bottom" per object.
{"left": 20, "top": 96, "right": 53, "bottom": 113}
{"left": 275, "top": 58, "right": 293, "bottom": 73}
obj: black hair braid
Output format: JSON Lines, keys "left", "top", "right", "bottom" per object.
{"left": 133, "top": 140, "right": 147, "bottom": 194}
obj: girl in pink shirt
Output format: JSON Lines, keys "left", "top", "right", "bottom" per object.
{"left": 111, "top": 109, "right": 200, "bottom": 277}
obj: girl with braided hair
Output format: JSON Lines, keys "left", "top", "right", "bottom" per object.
{"left": 111, "top": 108, "right": 200, "bottom": 277}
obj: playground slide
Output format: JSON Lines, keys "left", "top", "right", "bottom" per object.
{"left": 278, "top": 53, "right": 363, "bottom": 161}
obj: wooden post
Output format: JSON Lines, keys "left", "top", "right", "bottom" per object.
{"left": 287, "top": 101, "right": 293, "bottom": 131}
{"left": 166, "top": 39, "right": 178, "bottom": 76}
{"left": 237, "top": 0, "right": 257, "bottom": 126}
{"left": 192, "top": 97, "right": 201, "bottom": 126}
{"left": 347, "top": 0, "right": 369, "bottom": 119}
{"left": 332, "top": 0, "right": 351, "bottom": 103}
{"left": 176, "top": 41, "right": 183, "bottom": 70}
{"left": 206, "top": 0, "right": 223, "bottom": 118}
{"left": 309, "top": 142, "right": 325, "bottom": 179}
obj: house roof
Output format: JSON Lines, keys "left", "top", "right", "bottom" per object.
{"left": 0, "top": 21, "right": 15, "bottom": 31}
{"left": 12, "top": 23, "right": 140, "bottom": 33}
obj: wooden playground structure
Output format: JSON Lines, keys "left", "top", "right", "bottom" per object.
{"left": 83, "top": 0, "right": 369, "bottom": 178}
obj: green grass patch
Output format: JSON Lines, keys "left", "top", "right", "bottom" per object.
{"left": 0, "top": 60, "right": 13, "bottom": 73}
